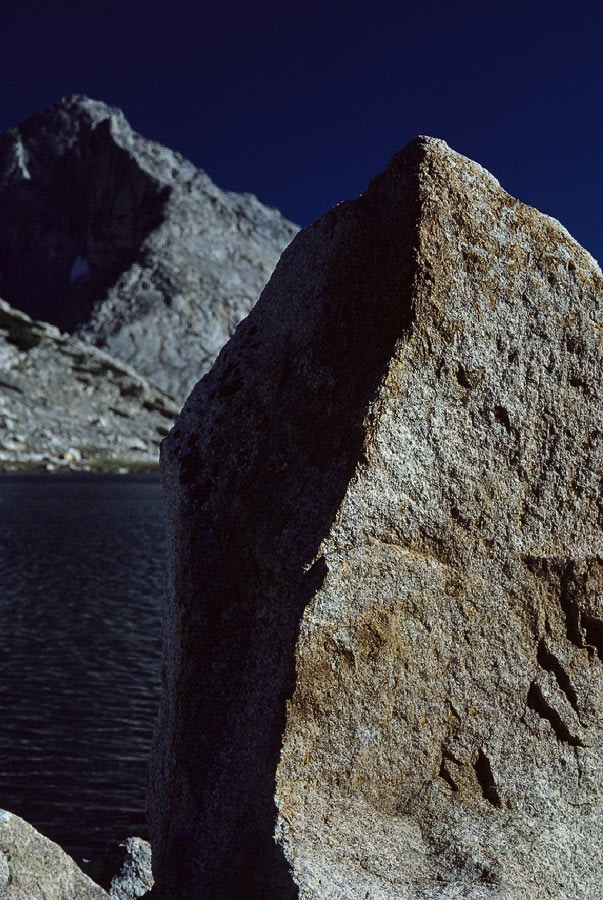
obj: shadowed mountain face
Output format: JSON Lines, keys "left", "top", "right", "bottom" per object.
{"left": 0, "top": 103, "right": 168, "bottom": 332}
{"left": 0, "top": 96, "right": 297, "bottom": 399}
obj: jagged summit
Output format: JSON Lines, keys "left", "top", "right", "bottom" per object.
{"left": 0, "top": 96, "right": 171, "bottom": 332}
{"left": 9, "top": 94, "right": 199, "bottom": 186}
{"left": 0, "top": 96, "right": 297, "bottom": 399}
{"left": 16, "top": 94, "right": 131, "bottom": 134}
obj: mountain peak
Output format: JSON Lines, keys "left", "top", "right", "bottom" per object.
{"left": 52, "top": 93, "right": 124, "bottom": 120}
{"left": 0, "top": 97, "right": 298, "bottom": 400}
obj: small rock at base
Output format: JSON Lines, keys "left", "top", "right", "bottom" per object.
{"left": 95, "top": 836, "right": 154, "bottom": 900}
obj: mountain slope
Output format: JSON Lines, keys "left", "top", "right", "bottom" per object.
{"left": 0, "top": 298, "right": 178, "bottom": 470}
{"left": 0, "top": 95, "right": 297, "bottom": 400}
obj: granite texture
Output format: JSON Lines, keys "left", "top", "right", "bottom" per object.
{"left": 99, "top": 837, "right": 154, "bottom": 900}
{"left": 0, "top": 809, "right": 108, "bottom": 899}
{"left": 150, "top": 137, "right": 603, "bottom": 898}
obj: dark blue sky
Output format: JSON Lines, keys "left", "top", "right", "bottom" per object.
{"left": 3, "top": 1, "right": 602, "bottom": 262}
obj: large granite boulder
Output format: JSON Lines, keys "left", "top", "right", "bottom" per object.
{"left": 150, "top": 137, "right": 603, "bottom": 898}
{"left": 0, "top": 95, "right": 297, "bottom": 400}
{"left": 0, "top": 809, "right": 108, "bottom": 899}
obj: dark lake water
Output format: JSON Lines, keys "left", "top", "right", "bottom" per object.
{"left": 0, "top": 473, "right": 165, "bottom": 867}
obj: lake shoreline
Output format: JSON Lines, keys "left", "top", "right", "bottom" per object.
{"left": 0, "top": 462, "right": 161, "bottom": 477}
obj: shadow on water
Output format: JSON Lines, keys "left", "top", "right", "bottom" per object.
{"left": 153, "top": 144, "right": 422, "bottom": 899}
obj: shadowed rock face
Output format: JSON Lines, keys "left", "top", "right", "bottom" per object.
{"left": 0, "top": 96, "right": 297, "bottom": 399}
{"left": 151, "top": 138, "right": 423, "bottom": 900}
{"left": 0, "top": 98, "right": 168, "bottom": 332}
{"left": 150, "top": 137, "right": 603, "bottom": 898}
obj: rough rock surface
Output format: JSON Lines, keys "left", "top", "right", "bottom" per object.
{"left": 0, "top": 809, "right": 108, "bottom": 899}
{"left": 150, "top": 136, "right": 603, "bottom": 898}
{"left": 96, "top": 836, "right": 153, "bottom": 900}
{"left": 0, "top": 95, "right": 297, "bottom": 400}
{"left": 0, "top": 298, "right": 178, "bottom": 470}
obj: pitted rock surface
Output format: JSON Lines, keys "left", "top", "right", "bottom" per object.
{"left": 150, "top": 137, "right": 603, "bottom": 898}
{"left": 0, "top": 95, "right": 297, "bottom": 400}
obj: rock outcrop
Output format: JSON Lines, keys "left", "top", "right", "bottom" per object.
{"left": 150, "top": 136, "right": 603, "bottom": 898}
{"left": 0, "top": 298, "right": 178, "bottom": 470}
{"left": 96, "top": 837, "right": 154, "bottom": 900}
{"left": 0, "top": 809, "right": 109, "bottom": 899}
{"left": 0, "top": 95, "right": 297, "bottom": 400}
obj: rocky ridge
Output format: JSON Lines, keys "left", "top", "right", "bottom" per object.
{"left": 0, "top": 298, "right": 178, "bottom": 470}
{"left": 150, "top": 136, "right": 603, "bottom": 898}
{"left": 0, "top": 95, "right": 298, "bottom": 400}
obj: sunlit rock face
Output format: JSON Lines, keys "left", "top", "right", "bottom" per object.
{"left": 0, "top": 809, "right": 109, "bottom": 899}
{"left": 96, "top": 836, "right": 154, "bottom": 899}
{"left": 0, "top": 96, "right": 297, "bottom": 399}
{"left": 150, "top": 136, "right": 603, "bottom": 899}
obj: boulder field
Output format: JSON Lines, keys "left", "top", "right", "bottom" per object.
{"left": 0, "top": 298, "right": 178, "bottom": 470}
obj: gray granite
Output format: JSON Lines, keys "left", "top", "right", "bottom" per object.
{"left": 0, "top": 809, "right": 108, "bottom": 899}
{"left": 100, "top": 837, "right": 154, "bottom": 900}
{"left": 0, "top": 297, "right": 178, "bottom": 470}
